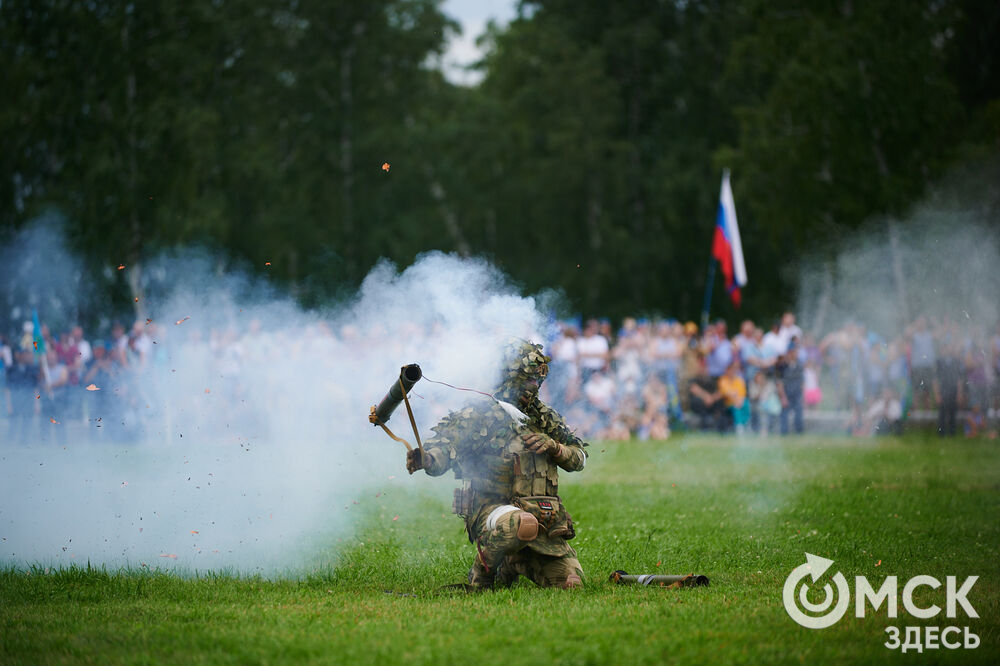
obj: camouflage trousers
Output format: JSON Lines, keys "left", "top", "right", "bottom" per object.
{"left": 468, "top": 505, "right": 583, "bottom": 589}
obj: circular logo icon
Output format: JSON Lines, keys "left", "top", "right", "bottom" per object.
{"left": 783, "top": 553, "right": 850, "bottom": 629}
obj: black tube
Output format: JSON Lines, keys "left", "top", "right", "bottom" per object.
{"left": 372, "top": 364, "right": 422, "bottom": 426}
{"left": 609, "top": 571, "right": 710, "bottom": 587}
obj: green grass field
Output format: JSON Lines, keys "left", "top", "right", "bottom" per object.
{"left": 3, "top": 433, "right": 999, "bottom": 665}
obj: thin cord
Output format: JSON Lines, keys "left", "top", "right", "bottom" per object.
{"left": 421, "top": 375, "right": 497, "bottom": 401}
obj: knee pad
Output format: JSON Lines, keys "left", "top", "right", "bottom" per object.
{"left": 515, "top": 511, "right": 538, "bottom": 541}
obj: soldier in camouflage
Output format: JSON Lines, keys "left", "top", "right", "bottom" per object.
{"left": 406, "top": 339, "right": 588, "bottom": 589}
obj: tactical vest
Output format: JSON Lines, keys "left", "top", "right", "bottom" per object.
{"left": 448, "top": 404, "right": 559, "bottom": 516}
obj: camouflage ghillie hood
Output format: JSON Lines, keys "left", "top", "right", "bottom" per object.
{"left": 495, "top": 339, "right": 550, "bottom": 402}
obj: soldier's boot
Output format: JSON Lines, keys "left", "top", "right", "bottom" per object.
{"left": 493, "top": 556, "right": 519, "bottom": 589}
{"left": 468, "top": 509, "right": 539, "bottom": 589}
{"left": 468, "top": 552, "right": 495, "bottom": 589}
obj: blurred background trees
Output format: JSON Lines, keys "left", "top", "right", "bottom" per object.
{"left": 2, "top": 0, "right": 997, "bottom": 324}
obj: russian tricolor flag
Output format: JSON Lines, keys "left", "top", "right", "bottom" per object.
{"left": 711, "top": 170, "right": 747, "bottom": 307}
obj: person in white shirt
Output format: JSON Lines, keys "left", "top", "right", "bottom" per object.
{"left": 577, "top": 319, "right": 609, "bottom": 383}
{"left": 777, "top": 312, "right": 803, "bottom": 355}
{"left": 762, "top": 321, "right": 785, "bottom": 358}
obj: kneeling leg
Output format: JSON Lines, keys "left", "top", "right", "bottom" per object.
{"left": 468, "top": 506, "right": 538, "bottom": 588}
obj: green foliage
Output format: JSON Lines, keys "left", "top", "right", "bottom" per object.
{"left": 2, "top": 433, "right": 999, "bottom": 663}
{"left": 1, "top": 0, "right": 997, "bottom": 323}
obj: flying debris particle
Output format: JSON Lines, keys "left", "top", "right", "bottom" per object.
{"left": 656, "top": 561, "right": 662, "bottom": 568}
{"left": 49, "top": 417, "right": 59, "bottom": 424}
{"left": 381, "top": 162, "right": 390, "bottom": 172}
{"left": 134, "top": 297, "right": 139, "bottom": 303}
{"left": 86, "top": 384, "right": 100, "bottom": 391}
{"left": 191, "top": 530, "right": 199, "bottom": 535}
{"left": 204, "top": 388, "right": 211, "bottom": 394}
{"left": 265, "top": 262, "right": 271, "bottom": 267}
{"left": 388, "top": 475, "right": 396, "bottom": 480}
{"left": 159, "top": 554, "right": 178, "bottom": 559}
{"left": 35, "top": 394, "right": 41, "bottom": 400}
{"left": 176, "top": 316, "right": 191, "bottom": 325}
{"left": 118, "top": 264, "right": 125, "bottom": 270}
{"left": 576, "top": 264, "right": 580, "bottom": 268}
{"left": 876, "top": 560, "right": 882, "bottom": 567}
{"left": 33, "top": 340, "right": 38, "bottom": 350}
{"left": 145, "top": 318, "right": 152, "bottom": 325}
{"left": 121, "top": 481, "right": 128, "bottom": 487}
{"left": 392, "top": 515, "right": 399, "bottom": 521}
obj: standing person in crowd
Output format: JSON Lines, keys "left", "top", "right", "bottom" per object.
{"left": 866, "top": 344, "right": 887, "bottom": 398}
{"left": 732, "top": 320, "right": 755, "bottom": 352}
{"left": 82, "top": 343, "right": 117, "bottom": 425}
{"left": 0, "top": 334, "right": 11, "bottom": 422}
{"left": 130, "top": 320, "right": 154, "bottom": 368}
{"left": 583, "top": 369, "right": 617, "bottom": 435}
{"left": 648, "top": 321, "right": 682, "bottom": 419}
{"left": 761, "top": 321, "right": 784, "bottom": 359}
{"left": 778, "top": 312, "right": 803, "bottom": 353}
{"left": 18, "top": 321, "right": 34, "bottom": 353}
{"left": 777, "top": 340, "right": 805, "bottom": 435}
{"left": 111, "top": 321, "right": 129, "bottom": 356}
{"left": 576, "top": 319, "right": 609, "bottom": 384}
{"left": 6, "top": 348, "right": 39, "bottom": 445}
{"left": 72, "top": 326, "right": 93, "bottom": 368}
{"left": 740, "top": 327, "right": 772, "bottom": 428}
{"left": 718, "top": 360, "right": 750, "bottom": 435}
{"left": 803, "top": 358, "right": 823, "bottom": 409}
{"left": 885, "top": 338, "right": 911, "bottom": 415}
{"left": 613, "top": 318, "right": 645, "bottom": 399}
{"left": 678, "top": 322, "right": 701, "bottom": 419}
{"left": 704, "top": 320, "right": 733, "bottom": 379}
{"left": 751, "top": 370, "right": 782, "bottom": 436}
{"left": 820, "top": 328, "right": 847, "bottom": 409}
{"left": 934, "top": 341, "right": 963, "bottom": 436}
{"left": 963, "top": 332, "right": 991, "bottom": 421}
{"left": 548, "top": 323, "right": 579, "bottom": 410}
{"left": 41, "top": 347, "right": 70, "bottom": 441}
{"left": 909, "top": 316, "right": 937, "bottom": 410}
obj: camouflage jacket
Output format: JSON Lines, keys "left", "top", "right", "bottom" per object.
{"left": 421, "top": 397, "right": 588, "bottom": 551}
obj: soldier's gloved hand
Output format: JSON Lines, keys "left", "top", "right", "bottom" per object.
{"left": 406, "top": 448, "right": 424, "bottom": 475}
{"left": 521, "top": 432, "right": 561, "bottom": 458}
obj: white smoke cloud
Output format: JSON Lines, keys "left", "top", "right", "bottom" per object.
{"left": 1, "top": 239, "right": 546, "bottom": 575}
{"left": 795, "top": 167, "right": 1000, "bottom": 337}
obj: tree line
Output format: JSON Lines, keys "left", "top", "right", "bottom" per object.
{"left": 2, "top": 0, "right": 997, "bottom": 327}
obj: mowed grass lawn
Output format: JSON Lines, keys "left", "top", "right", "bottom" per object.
{"left": 2, "top": 433, "right": 999, "bottom": 665}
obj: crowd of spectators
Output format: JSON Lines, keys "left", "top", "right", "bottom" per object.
{"left": 539, "top": 313, "right": 1000, "bottom": 441}
{"left": 2, "top": 311, "right": 999, "bottom": 444}
{"left": 0, "top": 319, "right": 167, "bottom": 444}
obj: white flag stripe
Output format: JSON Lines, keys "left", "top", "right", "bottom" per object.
{"left": 720, "top": 171, "right": 747, "bottom": 286}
